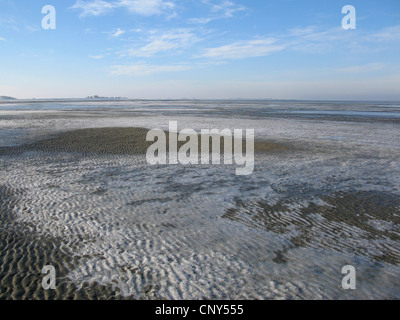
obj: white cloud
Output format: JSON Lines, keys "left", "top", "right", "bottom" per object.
{"left": 0, "top": 37, "right": 6, "bottom": 41}
{"left": 287, "top": 27, "right": 353, "bottom": 53}
{"left": 189, "top": 0, "right": 245, "bottom": 24}
{"left": 117, "top": 0, "right": 175, "bottom": 16}
{"left": 287, "top": 26, "right": 317, "bottom": 37}
{"left": 125, "top": 29, "right": 199, "bottom": 57}
{"left": 207, "top": 0, "right": 245, "bottom": 18}
{"left": 368, "top": 25, "right": 400, "bottom": 42}
{"left": 110, "top": 63, "right": 191, "bottom": 76}
{"left": 89, "top": 54, "right": 105, "bottom": 59}
{"left": 0, "top": 16, "right": 19, "bottom": 32}
{"left": 253, "top": 26, "right": 359, "bottom": 54}
{"left": 188, "top": 17, "right": 213, "bottom": 24}
{"left": 196, "top": 25, "right": 375, "bottom": 61}
{"left": 199, "top": 39, "right": 285, "bottom": 60}
{"left": 286, "top": 25, "right": 400, "bottom": 54}
{"left": 71, "top": 0, "right": 176, "bottom": 17}
{"left": 71, "top": 0, "right": 114, "bottom": 17}
{"left": 111, "top": 28, "right": 125, "bottom": 37}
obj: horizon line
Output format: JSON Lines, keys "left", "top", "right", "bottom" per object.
{"left": 1, "top": 97, "right": 400, "bottom": 103}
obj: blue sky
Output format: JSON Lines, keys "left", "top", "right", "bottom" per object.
{"left": 0, "top": 0, "right": 399, "bottom": 100}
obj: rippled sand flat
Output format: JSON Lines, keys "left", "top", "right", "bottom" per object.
{"left": 1, "top": 102, "right": 400, "bottom": 300}
{"left": 0, "top": 127, "right": 291, "bottom": 156}
{"left": 0, "top": 185, "right": 134, "bottom": 300}
{"left": 224, "top": 191, "right": 400, "bottom": 265}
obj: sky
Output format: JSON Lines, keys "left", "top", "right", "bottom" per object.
{"left": 0, "top": 0, "right": 399, "bottom": 100}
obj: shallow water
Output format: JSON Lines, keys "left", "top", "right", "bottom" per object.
{"left": 0, "top": 100, "right": 399, "bottom": 299}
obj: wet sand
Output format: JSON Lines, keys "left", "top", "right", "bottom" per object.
{"left": 224, "top": 190, "right": 400, "bottom": 266}
{"left": 0, "top": 185, "right": 133, "bottom": 300}
{"left": 0, "top": 127, "right": 292, "bottom": 156}
{"left": 0, "top": 127, "right": 291, "bottom": 300}
{"left": 1, "top": 124, "right": 399, "bottom": 299}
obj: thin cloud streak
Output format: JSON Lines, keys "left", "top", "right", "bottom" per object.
{"left": 70, "top": 0, "right": 176, "bottom": 18}
{"left": 118, "top": 0, "right": 175, "bottom": 16}
{"left": 124, "top": 29, "right": 200, "bottom": 57}
{"left": 199, "top": 39, "right": 285, "bottom": 60}
{"left": 110, "top": 63, "right": 192, "bottom": 76}
{"left": 70, "top": 0, "right": 114, "bottom": 17}
{"left": 109, "top": 24, "right": 400, "bottom": 75}
{"left": 89, "top": 54, "right": 105, "bottom": 59}
{"left": 111, "top": 28, "right": 125, "bottom": 37}
{"left": 188, "top": 0, "right": 245, "bottom": 24}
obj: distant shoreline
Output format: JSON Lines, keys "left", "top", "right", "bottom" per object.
{"left": 1, "top": 98, "right": 400, "bottom": 104}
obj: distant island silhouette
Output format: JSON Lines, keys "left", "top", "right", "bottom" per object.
{"left": 0, "top": 96, "right": 17, "bottom": 100}
{"left": 86, "top": 95, "right": 126, "bottom": 100}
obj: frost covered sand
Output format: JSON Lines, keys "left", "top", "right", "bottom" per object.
{"left": 1, "top": 101, "right": 400, "bottom": 300}
{"left": 0, "top": 127, "right": 292, "bottom": 300}
{"left": 0, "top": 185, "right": 132, "bottom": 299}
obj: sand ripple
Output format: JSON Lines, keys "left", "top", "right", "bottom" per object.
{"left": 1, "top": 121, "right": 400, "bottom": 299}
